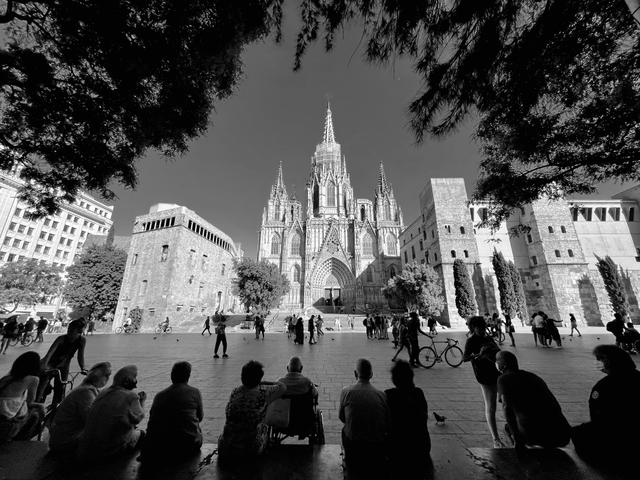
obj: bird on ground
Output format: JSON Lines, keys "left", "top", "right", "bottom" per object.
{"left": 433, "top": 412, "right": 446, "bottom": 425}
{"left": 153, "top": 336, "right": 157, "bottom": 340}
{"left": 176, "top": 338, "right": 180, "bottom": 342}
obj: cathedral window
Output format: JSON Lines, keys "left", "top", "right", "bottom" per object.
{"left": 464, "top": 250, "right": 469, "bottom": 258}
{"left": 389, "top": 266, "right": 396, "bottom": 278}
{"left": 270, "top": 234, "right": 281, "bottom": 255}
{"left": 327, "top": 181, "right": 336, "bottom": 207}
{"left": 313, "top": 184, "right": 319, "bottom": 213}
{"left": 568, "top": 249, "right": 574, "bottom": 258}
{"left": 561, "top": 225, "right": 567, "bottom": 233}
{"left": 160, "top": 245, "right": 169, "bottom": 262}
{"left": 411, "top": 246, "right": 416, "bottom": 260}
{"left": 361, "top": 206, "right": 366, "bottom": 222}
{"left": 362, "top": 234, "right": 373, "bottom": 256}
{"left": 554, "top": 250, "right": 561, "bottom": 258}
{"left": 460, "top": 226, "right": 465, "bottom": 234}
{"left": 292, "top": 264, "right": 301, "bottom": 283}
{"left": 366, "top": 268, "right": 373, "bottom": 283}
{"left": 384, "top": 200, "right": 391, "bottom": 220}
{"left": 290, "top": 234, "right": 302, "bottom": 256}
{"left": 404, "top": 251, "right": 408, "bottom": 263}
{"left": 386, "top": 233, "right": 397, "bottom": 256}
{"left": 450, "top": 250, "right": 456, "bottom": 258}
{"left": 548, "top": 226, "right": 554, "bottom": 233}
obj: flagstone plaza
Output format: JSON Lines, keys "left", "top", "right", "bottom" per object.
{"left": 0, "top": 326, "right": 628, "bottom": 447}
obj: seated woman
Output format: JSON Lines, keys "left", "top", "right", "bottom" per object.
{"left": 0, "top": 351, "right": 45, "bottom": 443}
{"left": 218, "top": 361, "right": 286, "bottom": 464}
{"left": 573, "top": 345, "right": 640, "bottom": 472}
{"left": 385, "top": 360, "right": 431, "bottom": 479}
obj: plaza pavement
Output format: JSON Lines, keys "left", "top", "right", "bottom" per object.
{"left": 0, "top": 326, "right": 630, "bottom": 447}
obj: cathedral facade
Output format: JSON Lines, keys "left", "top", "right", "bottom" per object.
{"left": 257, "top": 105, "right": 404, "bottom": 311}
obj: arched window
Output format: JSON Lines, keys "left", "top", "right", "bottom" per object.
{"left": 548, "top": 226, "right": 554, "bottom": 233}
{"left": 554, "top": 249, "right": 561, "bottom": 258}
{"left": 292, "top": 264, "right": 301, "bottom": 283}
{"left": 386, "top": 233, "right": 397, "bottom": 256}
{"left": 451, "top": 250, "right": 456, "bottom": 258}
{"left": 290, "top": 234, "right": 302, "bottom": 256}
{"left": 360, "top": 206, "right": 366, "bottom": 222}
{"left": 270, "top": 234, "right": 281, "bottom": 255}
{"left": 389, "top": 265, "right": 396, "bottom": 278}
{"left": 366, "top": 268, "right": 373, "bottom": 282}
{"left": 313, "top": 184, "right": 319, "bottom": 212}
{"left": 362, "top": 233, "right": 373, "bottom": 256}
{"left": 568, "top": 249, "right": 574, "bottom": 257}
{"left": 384, "top": 200, "right": 391, "bottom": 220}
{"left": 327, "top": 181, "right": 336, "bottom": 207}
{"left": 460, "top": 226, "right": 465, "bottom": 234}
{"left": 561, "top": 225, "right": 567, "bottom": 233}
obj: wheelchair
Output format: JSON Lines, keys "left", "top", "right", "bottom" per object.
{"left": 266, "top": 388, "right": 325, "bottom": 445}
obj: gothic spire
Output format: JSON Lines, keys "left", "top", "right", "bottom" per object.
{"left": 322, "top": 102, "right": 336, "bottom": 144}
{"left": 377, "top": 162, "right": 391, "bottom": 194}
{"left": 271, "top": 161, "right": 287, "bottom": 197}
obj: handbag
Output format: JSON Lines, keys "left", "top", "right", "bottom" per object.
{"left": 264, "top": 398, "right": 291, "bottom": 429}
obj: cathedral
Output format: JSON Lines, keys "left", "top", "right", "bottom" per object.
{"left": 257, "top": 104, "right": 404, "bottom": 311}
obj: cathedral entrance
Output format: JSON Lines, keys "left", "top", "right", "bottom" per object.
{"left": 308, "top": 257, "right": 354, "bottom": 310}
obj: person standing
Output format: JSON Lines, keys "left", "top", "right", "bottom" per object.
{"left": 392, "top": 317, "right": 411, "bottom": 362}
{"left": 22, "top": 317, "right": 35, "bottom": 344}
{"left": 202, "top": 316, "right": 212, "bottom": 336}
{"left": 406, "top": 312, "right": 426, "bottom": 368}
{"left": 86, "top": 318, "right": 95, "bottom": 335}
{"left": 0, "top": 317, "right": 18, "bottom": 355}
{"left": 335, "top": 316, "right": 342, "bottom": 331}
{"left": 569, "top": 313, "right": 581, "bottom": 337}
{"left": 316, "top": 315, "right": 324, "bottom": 336}
{"left": 308, "top": 316, "right": 316, "bottom": 345}
{"left": 427, "top": 316, "right": 437, "bottom": 335}
{"left": 213, "top": 315, "right": 228, "bottom": 359}
{"left": 463, "top": 316, "right": 504, "bottom": 447}
{"left": 294, "top": 316, "right": 304, "bottom": 344}
{"left": 35, "top": 316, "right": 48, "bottom": 343}
{"left": 532, "top": 311, "right": 547, "bottom": 347}
{"left": 504, "top": 314, "right": 516, "bottom": 347}
{"left": 391, "top": 316, "right": 399, "bottom": 348}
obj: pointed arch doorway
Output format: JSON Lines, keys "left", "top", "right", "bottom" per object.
{"left": 308, "top": 257, "right": 355, "bottom": 309}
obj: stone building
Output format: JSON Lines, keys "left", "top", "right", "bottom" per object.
{"left": 400, "top": 178, "right": 640, "bottom": 327}
{"left": 114, "top": 204, "right": 242, "bottom": 331}
{"left": 0, "top": 166, "right": 113, "bottom": 316}
{"left": 257, "top": 104, "right": 404, "bottom": 312}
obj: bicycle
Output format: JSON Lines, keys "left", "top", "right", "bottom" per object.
{"left": 418, "top": 335, "right": 464, "bottom": 368}
{"left": 486, "top": 326, "right": 506, "bottom": 345}
{"left": 154, "top": 324, "right": 172, "bottom": 334}
{"left": 115, "top": 325, "right": 138, "bottom": 334}
{"left": 37, "top": 369, "right": 86, "bottom": 440}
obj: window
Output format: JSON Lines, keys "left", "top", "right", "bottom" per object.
{"left": 460, "top": 226, "right": 465, "bottom": 234}
{"left": 629, "top": 207, "right": 635, "bottom": 222}
{"left": 366, "top": 268, "right": 373, "bottom": 283}
{"left": 469, "top": 208, "right": 475, "bottom": 221}
{"left": 132, "top": 254, "right": 138, "bottom": 265}
{"left": 22, "top": 241, "right": 29, "bottom": 250}
{"left": 47, "top": 234, "right": 54, "bottom": 241}
{"left": 66, "top": 239, "right": 72, "bottom": 246}
{"left": 422, "top": 230, "right": 426, "bottom": 240}
{"left": 35, "top": 245, "right": 42, "bottom": 253}
{"left": 140, "top": 280, "right": 148, "bottom": 295}
{"left": 39, "top": 232, "right": 46, "bottom": 240}
{"left": 201, "top": 254, "right": 208, "bottom": 271}
{"left": 404, "top": 251, "right": 408, "bottom": 263}
{"left": 63, "top": 225, "right": 69, "bottom": 233}
{"left": 327, "top": 181, "right": 336, "bottom": 207}
{"left": 7, "top": 253, "right": 15, "bottom": 262}
{"left": 580, "top": 207, "right": 593, "bottom": 221}
{"left": 431, "top": 230, "right": 435, "bottom": 239}
{"left": 176, "top": 304, "right": 183, "bottom": 312}
{"left": 464, "top": 250, "right": 469, "bottom": 258}
{"left": 290, "top": 234, "right": 302, "bottom": 256}
{"left": 59, "top": 237, "right": 65, "bottom": 244}
{"left": 148, "top": 308, "right": 155, "bottom": 317}
{"left": 70, "top": 227, "right": 76, "bottom": 234}
{"left": 596, "top": 207, "right": 607, "bottom": 221}
{"left": 14, "top": 208, "right": 22, "bottom": 217}
{"left": 531, "top": 256, "right": 538, "bottom": 265}
{"left": 520, "top": 207, "right": 525, "bottom": 215}
{"left": 526, "top": 234, "right": 532, "bottom": 243}
{"left": 52, "top": 221, "right": 59, "bottom": 228}
{"left": 389, "top": 265, "right": 396, "bottom": 278}
{"left": 63, "top": 251, "right": 69, "bottom": 259}
{"left": 198, "top": 284, "right": 204, "bottom": 299}
{"left": 444, "top": 225, "right": 451, "bottom": 234}
{"left": 55, "top": 249, "right": 61, "bottom": 257}
{"left": 17, "top": 225, "right": 25, "bottom": 234}
{"left": 8, "top": 222, "right": 16, "bottom": 231}
{"left": 425, "top": 252, "right": 430, "bottom": 264}
{"left": 26, "top": 227, "right": 33, "bottom": 236}
{"left": 384, "top": 200, "right": 392, "bottom": 220}
{"left": 44, "top": 219, "right": 51, "bottom": 227}
{"left": 221, "top": 263, "right": 226, "bottom": 276}
{"left": 561, "top": 225, "right": 566, "bottom": 233}
{"left": 360, "top": 206, "right": 366, "bottom": 221}
{"left": 419, "top": 240, "right": 424, "bottom": 251}
{"left": 571, "top": 208, "right": 579, "bottom": 221}
{"left": 160, "top": 245, "right": 169, "bottom": 262}
{"left": 292, "top": 264, "right": 301, "bottom": 283}
{"left": 12, "top": 239, "right": 20, "bottom": 247}
{"left": 3, "top": 237, "right": 10, "bottom": 246}
{"left": 548, "top": 226, "right": 554, "bottom": 233}
{"left": 386, "top": 233, "right": 397, "bottom": 256}
{"left": 362, "top": 234, "right": 373, "bottom": 256}
{"left": 611, "top": 208, "right": 621, "bottom": 221}
{"left": 568, "top": 249, "right": 574, "bottom": 258}
{"left": 411, "top": 246, "right": 416, "bottom": 260}
{"left": 271, "top": 234, "right": 281, "bottom": 255}
{"left": 554, "top": 250, "right": 561, "bottom": 258}
{"left": 434, "top": 253, "right": 438, "bottom": 262}
{"left": 451, "top": 250, "right": 456, "bottom": 258}
{"left": 44, "top": 247, "right": 51, "bottom": 254}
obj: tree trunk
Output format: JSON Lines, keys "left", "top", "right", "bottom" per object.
{"left": 626, "top": 0, "right": 640, "bottom": 27}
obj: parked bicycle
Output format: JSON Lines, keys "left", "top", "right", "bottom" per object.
{"left": 418, "top": 335, "right": 464, "bottom": 368}
{"left": 37, "top": 369, "right": 86, "bottom": 440}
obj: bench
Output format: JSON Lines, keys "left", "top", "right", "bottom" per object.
{"left": 0, "top": 439, "right": 630, "bottom": 480}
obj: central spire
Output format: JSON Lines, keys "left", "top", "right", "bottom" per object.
{"left": 322, "top": 102, "right": 336, "bottom": 144}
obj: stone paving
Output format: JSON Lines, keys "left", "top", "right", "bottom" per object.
{"left": 0, "top": 326, "right": 630, "bottom": 447}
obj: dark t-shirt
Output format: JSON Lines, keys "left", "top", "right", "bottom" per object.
{"left": 47, "top": 335, "right": 85, "bottom": 370}
{"left": 144, "top": 383, "right": 203, "bottom": 454}
{"left": 589, "top": 369, "right": 640, "bottom": 434}
{"left": 464, "top": 335, "right": 500, "bottom": 385}
{"left": 37, "top": 319, "right": 48, "bottom": 331}
{"left": 385, "top": 387, "right": 430, "bottom": 452}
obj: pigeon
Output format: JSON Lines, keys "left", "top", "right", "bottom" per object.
{"left": 153, "top": 336, "right": 157, "bottom": 340}
{"left": 596, "top": 337, "right": 600, "bottom": 341}
{"left": 176, "top": 338, "right": 180, "bottom": 342}
{"left": 433, "top": 412, "right": 446, "bottom": 425}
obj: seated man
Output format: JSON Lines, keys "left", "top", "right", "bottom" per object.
{"left": 49, "top": 362, "right": 112, "bottom": 456}
{"left": 141, "top": 362, "right": 203, "bottom": 463}
{"left": 496, "top": 351, "right": 570, "bottom": 449}
{"left": 276, "top": 357, "right": 318, "bottom": 432}
{"left": 76, "top": 365, "right": 146, "bottom": 463}
{"left": 339, "top": 359, "right": 390, "bottom": 479}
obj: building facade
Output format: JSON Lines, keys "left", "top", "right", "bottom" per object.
{"left": 0, "top": 166, "right": 113, "bottom": 316}
{"left": 257, "top": 105, "right": 404, "bottom": 311}
{"left": 114, "top": 204, "right": 242, "bottom": 331}
{"left": 400, "top": 178, "right": 640, "bottom": 327}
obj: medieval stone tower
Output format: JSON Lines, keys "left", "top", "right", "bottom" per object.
{"left": 257, "top": 104, "right": 404, "bottom": 311}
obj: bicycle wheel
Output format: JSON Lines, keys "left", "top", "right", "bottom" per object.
{"left": 418, "top": 346, "right": 438, "bottom": 369}
{"left": 23, "top": 335, "right": 34, "bottom": 347}
{"left": 166, "top": 327, "right": 172, "bottom": 334}
{"left": 155, "top": 327, "right": 162, "bottom": 334}
{"left": 9, "top": 337, "right": 19, "bottom": 347}
{"left": 444, "top": 345, "right": 463, "bottom": 367}
{"left": 115, "top": 327, "right": 123, "bottom": 334}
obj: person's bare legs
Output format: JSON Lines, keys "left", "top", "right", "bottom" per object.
{"left": 480, "top": 383, "right": 504, "bottom": 447}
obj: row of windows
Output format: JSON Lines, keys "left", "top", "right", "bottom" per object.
{"left": 187, "top": 220, "right": 231, "bottom": 252}
{"left": 15, "top": 206, "right": 106, "bottom": 230}
{"left": 572, "top": 206, "right": 634, "bottom": 222}
{"left": 131, "top": 247, "right": 227, "bottom": 276}
{"left": 272, "top": 232, "right": 398, "bottom": 257}
{"left": 143, "top": 216, "right": 176, "bottom": 232}
{"left": 0, "top": 251, "right": 68, "bottom": 268}
{"left": 75, "top": 200, "right": 110, "bottom": 218}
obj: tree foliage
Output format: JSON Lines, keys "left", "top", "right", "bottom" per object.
{"left": 508, "top": 261, "right": 528, "bottom": 321}
{"left": 129, "top": 306, "right": 144, "bottom": 331}
{"left": 0, "top": 259, "right": 63, "bottom": 312}
{"left": 232, "top": 258, "right": 290, "bottom": 315}
{"left": 0, "top": 0, "right": 283, "bottom": 215}
{"left": 453, "top": 259, "right": 476, "bottom": 319}
{"left": 382, "top": 261, "right": 444, "bottom": 317}
{"left": 492, "top": 250, "right": 517, "bottom": 317}
{"left": 64, "top": 245, "right": 127, "bottom": 320}
{"left": 596, "top": 255, "right": 630, "bottom": 317}
{"left": 291, "top": 1, "right": 640, "bottom": 228}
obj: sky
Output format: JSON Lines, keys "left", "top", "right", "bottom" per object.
{"left": 107, "top": 6, "right": 626, "bottom": 257}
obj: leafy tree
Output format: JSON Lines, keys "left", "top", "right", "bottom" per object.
{"left": 232, "top": 258, "right": 290, "bottom": 316}
{"left": 596, "top": 255, "right": 629, "bottom": 318}
{"left": 453, "top": 259, "right": 476, "bottom": 319}
{"left": 0, "top": 1, "right": 283, "bottom": 215}
{"left": 382, "top": 261, "right": 444, "bottom": 317}
{"left": 292, "top": 1, "right": 640, "bottom": 228}
{"left": 492, "top": 250, "right": 517, "bottom": 317}
{"left": 129, "top": 307, "right": 144, "bottom": 332}
{"left": 64, "top": 245, "right": 127, "bottom": 320}
{"left": 508, "top": 261, "right": 528, "bottom": 322}
{"left": 0, "top": 259, "right": 63, "bottom": 313}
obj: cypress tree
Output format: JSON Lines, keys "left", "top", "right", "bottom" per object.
{"left": 596, "top": 255, "right": 629, "bottom": 317}
{"left": 508, "top": 261, "right": 528, "bottom": 322}
{"left": 453, "top": 259, "right": 477, "bottom": 319}
{"left": 492, "top": 250, "right": 517, "bottom": 317}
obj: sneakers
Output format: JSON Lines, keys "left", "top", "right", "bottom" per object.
{"left": 213, "top": 354, "right": 220, "bottom": 358}
{"left": 222, "top": 354, "right": 229, "bottom": 358}
{"left": 493, "top": 437, "right": 506, "bottom": 448}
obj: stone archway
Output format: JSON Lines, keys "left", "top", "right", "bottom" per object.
{"left": 308, "top": 257, "right": 355, "bottom": 308}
